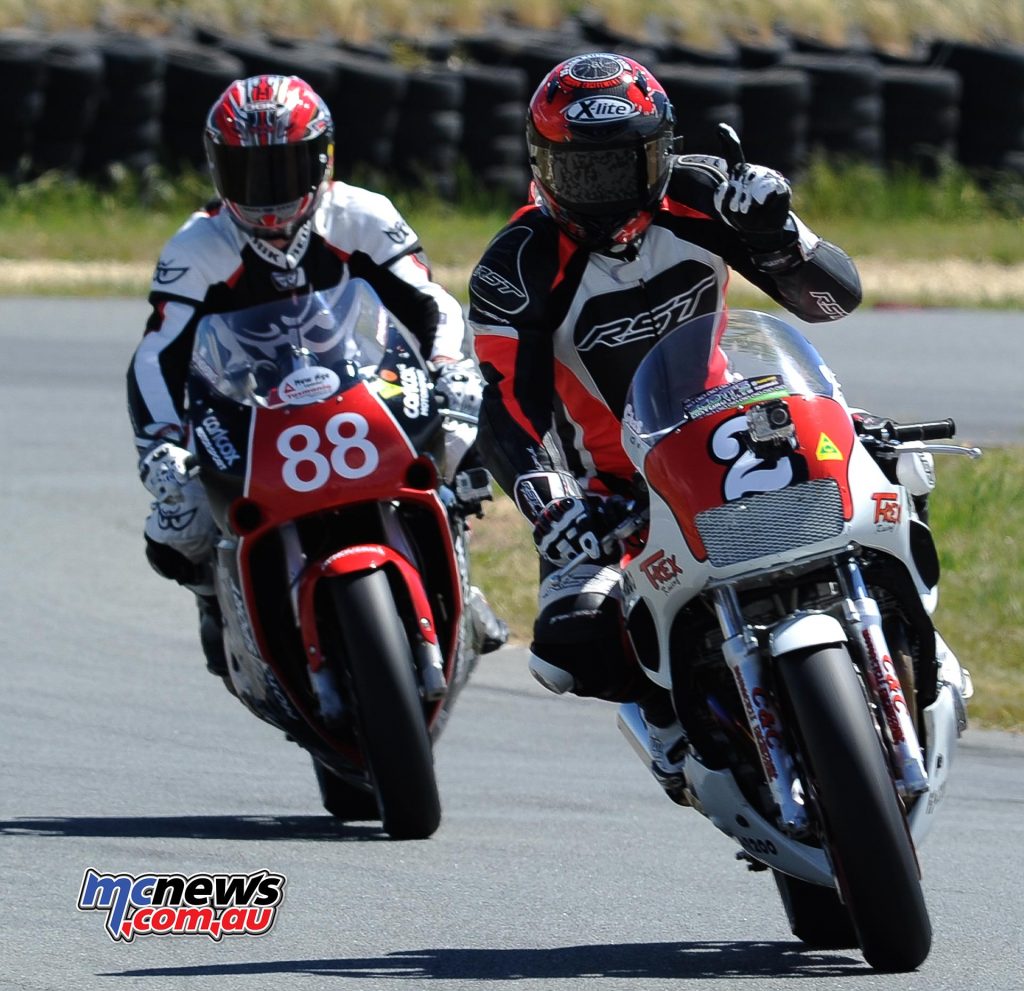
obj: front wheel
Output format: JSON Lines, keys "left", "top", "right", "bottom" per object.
{"left": 311, "top": 758, "right": 380, "bottom": 822}
{"left": 327, "top": 569, "right": 442, "bottom": 840}
{"left": 771, "top": 869, "right": 858, "bottom": 949}
{"left": 776, "top": 645, "right": 931, "bottom": 972}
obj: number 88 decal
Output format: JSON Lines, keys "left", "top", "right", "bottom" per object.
{"left": 277, "top": 413, "right": 380, "bottom": 492}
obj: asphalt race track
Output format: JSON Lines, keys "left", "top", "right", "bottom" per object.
{"left": 1, "top": 299, "right": 1022, "bottom": 990}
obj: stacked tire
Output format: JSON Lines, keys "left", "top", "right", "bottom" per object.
{"left": 0, "top": 31, "right": 49, "bottom": 179}
{"left": 159, "top": 41, "right": 244, "bottom": 170}
{"left": 738, "top": 68, "right": 811, "bottom": 178}
{"left": 34, "top": 37, "right": 105, "bottom": 176}
{"left": 329, "top": 53, "right": 407, "bottom": 177}
{"left": 393, "top": 67, "right": 464, "bottom": 199}
{"left": 881, "top": 66, "right": 961, "bottom": 176}
{"left": 658, "top": 65, "right": 742, "bottom": 157}
{"left": 458, "top": 62, "right": 530, "bottom": 203}
{"left": 781, "top": 54, "right": 884, "bottom": 165}
{"left": 934, "top": 41, "right": 1024, "bottom": 177}
{"left": 81, "top": 34, "right": 166, "bottom": 177}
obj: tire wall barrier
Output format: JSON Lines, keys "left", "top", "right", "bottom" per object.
{"left": 1, "top": 22, "right": 1023, "bottom": 196}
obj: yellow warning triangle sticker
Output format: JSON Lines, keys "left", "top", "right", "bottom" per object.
{"left": 816, "top": 433, "right": 844, "bottom": 461}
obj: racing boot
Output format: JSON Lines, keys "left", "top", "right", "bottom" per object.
{"left": 468, "top": 585, "right": 508, "bottom": 655}
{"left": 196, "top": 593, "right": 229, "bottom": 679}
{"left": 639, "top": 689, "right": 690, "bottom": 804}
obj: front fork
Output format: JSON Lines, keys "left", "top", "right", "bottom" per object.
{"left": 836, "top": 559, "right": 929, "bottom": 796}
{"left": 713, "top": 586, "right": 810, "bottom": 832}
{"left": 713, "top": 557, "right": 929, "bottom": 833}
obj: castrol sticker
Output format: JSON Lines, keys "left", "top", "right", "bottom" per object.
{"left": 280, "top": 367, "right": 341, "bottom": 406}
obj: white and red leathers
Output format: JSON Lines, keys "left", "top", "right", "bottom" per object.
{"left": 468, "top": 155, "right": 863, "bottom": 700}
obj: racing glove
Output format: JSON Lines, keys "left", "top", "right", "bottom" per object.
{"left": 532, "top": 494, "right": 631, "bottom": 569}
{"left": 139, "top": 442, "right": 216, "bottom": 562}
{"left": 433, "top": 358, "right": 483, "bottom": 483}
{"left": 433, "top": 357, "right": 483, "bottom": 422}
{"left": 714, "top": 163, "right": 793, "bottom": 239}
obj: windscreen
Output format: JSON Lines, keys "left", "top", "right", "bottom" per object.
{"left": 190, "top": 278, "right": 425, "bottom": 408}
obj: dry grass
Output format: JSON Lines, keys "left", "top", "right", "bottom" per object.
{"left": 2, "top": 0, "right": 1024, "bottom": 44}
{"left": 468, "top": 494, "right": 537, "bottom": 644}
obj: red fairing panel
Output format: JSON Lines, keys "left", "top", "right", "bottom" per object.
{"left": 244, "top": 382, "right": 417, "bottom": 524}
{"left": 644, "top": 395, "right": 855, "bottom": 562}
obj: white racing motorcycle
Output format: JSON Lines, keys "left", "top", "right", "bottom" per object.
{"left": 572, "top": 309, "right": 978, "bottom": 972}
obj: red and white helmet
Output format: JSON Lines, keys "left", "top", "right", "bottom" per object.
{"left": 527, "top": 53, "right": 675, "bottom": 249}
{"left": 204, "top": 75, "right": 334, "bottom": 239}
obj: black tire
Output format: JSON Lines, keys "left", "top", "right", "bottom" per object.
{"left": 311, "top": 757, "right": 381, "bottom": 822}
{"left": 775, "top": 645, "right": 931, "bottom": 972}
{"left": 781, "top": 54, "right": 883, "bottom": 164}
{"left": 881, "top": 67, "right": 961, "bottom": 174}
{"left": 0, "top": 30, "right": 48, "bottom": 177}
{"left": 771, "top": 869, "right": 859, "bottom": 949}
{"left": 658, "top": 65, "right": 742, "bottom": 156}
{"left": 738, "top": 68, "right": 811, "bottom": 176}
{"left": 160, "top": 41, "right": 246, "bottom": 169}
{"left": 327, "top": 569, "right": 441, "bottom": 840}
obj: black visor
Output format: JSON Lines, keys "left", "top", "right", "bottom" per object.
{"left": 532, "top": 133, "right": 672, "bottom": 216}
{"left": 210, "top": 133, "right": 330, "bottom": 208}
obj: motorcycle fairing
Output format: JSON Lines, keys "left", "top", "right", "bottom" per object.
{"left": 642, "top": 394, "right": 856, "bottom": 563}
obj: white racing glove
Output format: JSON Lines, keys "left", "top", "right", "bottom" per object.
{"left": 139, "top": 442, "right": 216, "bottom": 562}
{"left": 433, "top": 357, "right": 483, "bottom": 421}
{"left": 433, "top": 358, "right": 484, "bottom": 483}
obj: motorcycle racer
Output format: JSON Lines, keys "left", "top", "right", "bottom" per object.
{"left": 129, "top": 74, "right": 506, "bottom": 679}
{"left": 468, "top": 52, "right": 863, "bottom": 774}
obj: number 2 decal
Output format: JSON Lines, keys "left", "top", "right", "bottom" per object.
{"left": 277, "top": 413, "right": 380, "bottom": 492}
{"left": 711, "top": 414, "right": 794, "bottom": 502}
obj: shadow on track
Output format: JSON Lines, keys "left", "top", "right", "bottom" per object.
{"left": 0, "top": 815, "right": 384, "bottom": 842}
{"left": 99, "top": 941, "right": 866, "bottom": 981}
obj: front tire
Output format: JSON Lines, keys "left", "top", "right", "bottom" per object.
{"left": 328, "top": 569, "right": 442, "bottom": 839}
{"left": 312, "top": 758, "right": 380, "bottom": 822}
{"left": 771, "top": 869, "right": 859, "bottom": 949}
{"left": 776, "top": 645, "right": 931, "bottom": 972}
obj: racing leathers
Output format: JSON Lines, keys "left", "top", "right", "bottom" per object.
{"left": 468, "top": 155, "right": 863, "bottom": 702}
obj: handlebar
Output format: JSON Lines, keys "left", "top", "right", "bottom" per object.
{"left": 891, "top": 418, "right": 957, "bottom": 442}
{"left": 854, "top": 415, "right": 957, "bottom": 444}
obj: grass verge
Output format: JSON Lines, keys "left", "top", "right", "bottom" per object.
{"left": 471, "top": 447, "right": 1023, "bottom": 731}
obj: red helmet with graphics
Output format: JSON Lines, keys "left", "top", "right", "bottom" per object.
{"left": 527, "top": 52, "right": 675, "bottom": 249}
{"left": 204, "top": 75, "right": 334, "bottom": 238}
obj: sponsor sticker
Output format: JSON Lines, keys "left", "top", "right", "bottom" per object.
{"left": 77, "top": 869, "right": 286, "bottom": 942}
{"left": 871, "top": 491, "right": 902, "bottom": 528}
{"left": 640, "top": 549, "right": 683, "bottom": 592}
{"left": 280, "top": 367, "right": 341, "bottom": 406}
{"left": 681, "top": 374, "right": 788, "bottom": 422}
{"left": 564, "top": 97, "right": 639, "bottom": 123}
{"left": 196, "top": 413, "right": 241, "bottom": 470}
{"left": 815, "top": 432, "right": 844, "bottom": 461}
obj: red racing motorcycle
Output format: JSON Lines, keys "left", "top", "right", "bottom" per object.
{"left": 186, "top": 278, "right": 482, "bottom": 839}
